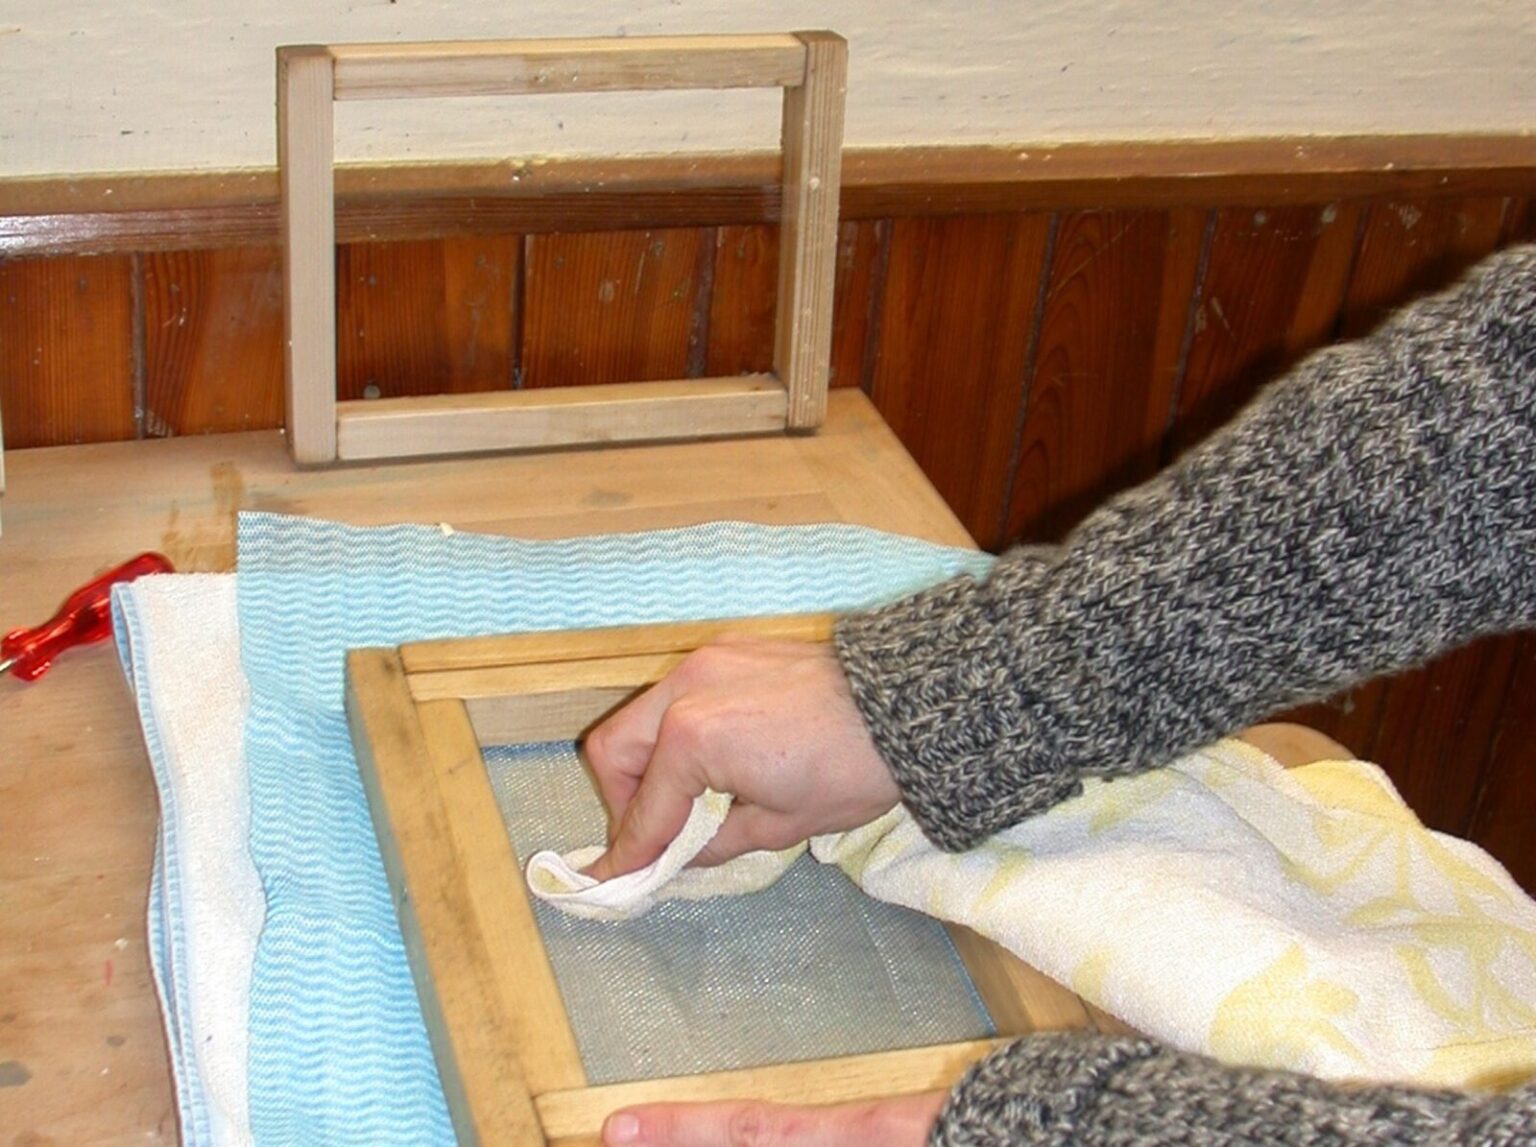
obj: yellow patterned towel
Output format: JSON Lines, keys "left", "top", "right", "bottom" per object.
{"left": 528, "top": 739, "right": 1536, "bottom": 1090}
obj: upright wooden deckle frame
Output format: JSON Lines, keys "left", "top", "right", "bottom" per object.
{"left": 279, "top": 33, "right": 847, "bottom": 465}
{"left": 345, "top": 613, "right": 1119, "bottom": 1145}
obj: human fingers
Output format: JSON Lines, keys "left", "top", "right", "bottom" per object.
{"left": 692, "top": 802, "right": 798, "bottom": 868}
{"left": 582, "top": 672, "right": 692, "bottom": 832}
{"left": 600, "top": 1091, "right": 946, "bottom": 1146}
{"left": 583, "top": 703, "right": 710, "bottom": 880}
{"left": 583, "top": 642, "right": 777, "bottom": 827}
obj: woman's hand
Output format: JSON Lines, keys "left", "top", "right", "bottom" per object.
{"left": 583, "top": 637, "right": 900, "bottom": 880}
{"left": 601, "top": 1090, "right": 947, "bottom": 1146}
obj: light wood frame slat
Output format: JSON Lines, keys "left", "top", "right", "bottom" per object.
{"left": 327, "top": 35, "right": 810, "bottom": 100}
{"left": 532, "top": 1039, "right": 1007, "bottom": 1142}
{"left": 278, "top": 45, "right": 338, "bottom": 465}
{"left": 335, "top": 376, "right": 787, "bottom": 463}
{"left": 279, "top": 33, "right": 846, "bottom": 465}
{"left": 346, "top": 613, "right": 1109, "bottom": 1144}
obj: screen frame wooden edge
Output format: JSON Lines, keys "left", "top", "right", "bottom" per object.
{"left": 345, "top": 613, "right": 1108, "bottom": 1144}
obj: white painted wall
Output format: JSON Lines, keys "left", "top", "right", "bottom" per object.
{"left": 1, "top": 1, "right": 1532, "bottom": 179}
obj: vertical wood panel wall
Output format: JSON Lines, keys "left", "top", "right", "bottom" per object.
{"left": 3, "top": 178, "right": 1535, "bottom": 886}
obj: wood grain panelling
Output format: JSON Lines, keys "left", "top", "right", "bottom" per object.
{"left": 336, "top": 236, "right": 518, "bottom": 401}
{"left": 705, "top": 224, "right": 778, "bottom": 378}
{"left": 142, "top": 247, "right": 284, "bottom": 435}
{"left": 872, "top": 214, "right": 1052, "bottom": 549}
{"left": 0, "top": 255, "right": 136, "bottom": 448}
{"left": 1338, "top": 197, "right": 1510, "bottom": 338}
{"left": 1167, "top": 204, "right": 1359, "bottom": 459}
{"left": 1469, "top": 637, "right": 1536, "bottom": 892}
{"left": 705, "top": 220, "right": 883, "bottom": 389}
{"left": 1503, "top": 198, "right": 1536, "bottom": 245}
{"left": 829, "top": 220, "right": 885, "bottom": 390}
{"left": 522, "top": 228, "right": 705, "bottom": 388}
{"left": 1364, "top": 636, "right": 1522, "bottom": 837}
{"left": 1005, "top": 209, "right": 1205, "bottom": 544}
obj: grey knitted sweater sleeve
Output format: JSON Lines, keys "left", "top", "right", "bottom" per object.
{"left": 835, "top": 245, "right": 1536, "bottom": 1144}
{"left": 930, "top": 1035, "right": 1536, "bottom": 1145}
{"left": 836, "top": 243, "right": 1536, "bottom": 852}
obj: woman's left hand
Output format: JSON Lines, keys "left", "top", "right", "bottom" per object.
{"left": 600, "top": 1089, "right": 946, "bottom": 1146}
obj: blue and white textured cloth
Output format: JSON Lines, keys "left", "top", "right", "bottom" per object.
{"left": 233, "top": 512, "right": 989, "bottom": 1144}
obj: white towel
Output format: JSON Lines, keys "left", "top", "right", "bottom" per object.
{"left": 529, "top": 740, "right": 1536, "bottom": 1091}
{"left": 114, "top": 574, "right": 261, "bottom": 1146}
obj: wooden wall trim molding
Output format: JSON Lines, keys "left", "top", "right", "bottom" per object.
{"left": 3, "top": 134, "right": 1533, "bottom": 258}
{"left": 8, "top": 135, "right": 1536, "bottom": 214}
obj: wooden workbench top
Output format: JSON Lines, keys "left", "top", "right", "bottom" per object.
{"left": 0, "top": 391, "right": 971, "bottom": 1143}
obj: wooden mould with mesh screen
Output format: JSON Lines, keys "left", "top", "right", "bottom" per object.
{"left": 344, "top": 612, "right": 1123, "bottom": 1145}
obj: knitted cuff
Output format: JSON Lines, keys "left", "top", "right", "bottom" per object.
{"left": 931, "top": 1034, "right": 1513, "bottom": 1146}
{"left": 929, "top": 1035, "right": 1160, "bottom": 1147}
{"left": 835, "top": 548, "right": 1081, "bottom": 851}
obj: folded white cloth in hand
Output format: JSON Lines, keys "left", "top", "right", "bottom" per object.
{"left": 525, "top": 790, "right": 805, "bottom": 922}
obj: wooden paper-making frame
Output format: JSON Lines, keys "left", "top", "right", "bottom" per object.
{"left": 279, "top": 33, "right": 847, "bottom": 465}
{"left": 345, "top": 613, "right": 1122, "bottom": 1145}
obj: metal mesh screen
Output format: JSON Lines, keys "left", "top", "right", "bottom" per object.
{"left": 484, "top": 742, "right": 996, "bottom": 1084}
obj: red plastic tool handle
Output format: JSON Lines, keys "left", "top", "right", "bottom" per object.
{"left": 1, "top": 552, "right": 175, "bottom": 681}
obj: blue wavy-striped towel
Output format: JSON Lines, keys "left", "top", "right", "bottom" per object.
{"left": 236, "top": 512, "right": 989, "bottom": 1143}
